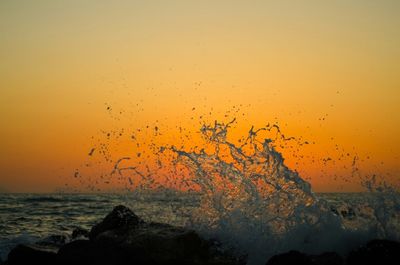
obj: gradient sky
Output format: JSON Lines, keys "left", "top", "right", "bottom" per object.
{"left": 1, "top": 0, "right": 399, "bottom": 192}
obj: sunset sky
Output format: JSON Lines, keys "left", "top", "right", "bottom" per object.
{"left": 1, "top": 0, "right": 399, "bottom": 192}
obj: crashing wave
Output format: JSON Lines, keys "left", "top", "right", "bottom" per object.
{"left": 161, "top": 120, "right": 400, "bottom": 264}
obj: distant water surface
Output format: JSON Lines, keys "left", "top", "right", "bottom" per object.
{"left": 0, "top": 192, "right": 198, "bottom": 260}
{"left": 0, "top": 192, "right": 396, "bottom": 261}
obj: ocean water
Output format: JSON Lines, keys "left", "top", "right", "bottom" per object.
{"left": 0, "top": 192, "right": 198, "bottom": 260}
{"left": 1, "top": 121, "right": 399, "bottom": 264}
{"left": 0, "top": 192, "right": 398, "bottom": 262}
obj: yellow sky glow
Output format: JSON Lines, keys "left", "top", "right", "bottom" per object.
{"left": 1, "top": 0, "right": 399, "bottom": 192}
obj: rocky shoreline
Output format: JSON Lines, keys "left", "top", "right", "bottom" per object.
{"left": 3, "top": 205, "right": 399, "bottom": 265}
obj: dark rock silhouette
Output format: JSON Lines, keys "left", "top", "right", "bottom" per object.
{"left": 346, "top": 239, "right": 400, "bottom": 265}
{"left": 311, "top": 252, "right": 344, "bottom": 265}
{"left": 265, "top": 251, "right": 344, "bottom": 265}
{"left": 89, "top": 205, "right": 144, "bottom": 240}
{"left": 36, "top": 235, "right": 68, "bottom": 247}
{"left": 7, "top": 244, "right": 57, "bottom": 265}
{"left": 71, "top": 227, "right": 89, "bottom": 240}
{"left": 4, "top": 205, "right": 400, "bottom": 265}
{"left": 266, "top": 250, "right": 313, "bottom": 265}
{"left": 265, "top": 239, "right": 400, "bottom": 265}
{"left": 6, "top": 205, "right": 241, "bottom": 265}
{"left": 57, "top": 239, "right": 138, "bottom": 265}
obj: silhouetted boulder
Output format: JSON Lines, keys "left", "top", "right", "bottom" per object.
{"left": 3, "top": 205, "right": 245, "bottom": 265}
{"left": 7, "top": 244, "right": 57, "bottom": 265}
{"left": 36, "top": 234, "right": 68, "bottom": 247}
{"left": 311, "top": 252, "right": 343, "bottom": 265}
{"left": 266, "top": 250, "right": 313, "bottom": 265}
{"left": 266, "top": 251, "right": 344, "bottom": 265}
{"left": 347, "top": 239, "right": 400, "bottom": 265}
{"left": 89, "top": 205, "right": 144, "bottom": 240}
{"left": 57, "top": 239, "right": 144, "bottom": 265}
{"left": 58, "top": 235, "right": 240, "bottom": 265}
{"left": 71, "top": 227, "right": 89, "bottom": 239}
{"left": 60, "top": 205, "right": 241, "bottom": 265}
{"left": 118, "top": 222, "right": 210, "bottom": 264}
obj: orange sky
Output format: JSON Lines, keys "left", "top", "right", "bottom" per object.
{"left": 1, "top": 0, "right": 399, "bottom": 193}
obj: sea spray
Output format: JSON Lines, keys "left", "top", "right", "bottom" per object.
{"left": 165, "top": 120, "right": 364, "bottom": 264}
{"left": 74, "top": 117, "right": 399, "bottom": 265}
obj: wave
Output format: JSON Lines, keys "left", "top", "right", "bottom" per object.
{"left": 22, "top": 197, "right": 65, "bottom": 203}
{"left": 37, "top": 117, "right": 399, "bottom": 265}
{"left": 21, "top": 196, "right": 112, "bottom": 204}
{"left": 156, "top": 120, "right": 400, "bottom": 264}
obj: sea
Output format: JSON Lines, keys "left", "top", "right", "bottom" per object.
{"left": 0, "top": 192, "right": 198, "bottom": 261}
{"left": 1, "top": 192, "right": 398, "bottom": 264}
{"left": 1, "top": 122, "right": 399, "bottom": 264}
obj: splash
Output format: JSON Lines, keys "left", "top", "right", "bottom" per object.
{"left": 161, "top": 120, "right": 399, "bottom": 264}
{"left": 161, "top": 121, "right": 332, "bottom": 263}
{"left": 72, "top": 116, "right": 399, "bottom": 265}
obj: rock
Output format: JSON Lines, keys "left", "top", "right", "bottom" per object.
{"left": 266, "top": 250, "right": 313, "bottom": 265}
{"left": 347, "top": 239, "right": 400, "bottom": 265}
{"left": 89, "top": 205, "right": 144, "bottom": 240}
{"left": 7, "top": 244, "right": 57, "bottom": 265}
{"left": 72, "top": 227, "right": 89, "bottom": 239}
{"left": 266, "top": 251, "right": 344, "bottom": 265}
{"left": 58, "top": 228, "right": 237, "bottom": 265}
{"left": 87, "top": 220, "right": 226, "bottom": 264}
{"left": 118, "top": 222, "right": 211, "bottom": 264}
{"left": 57, "top": 240, "right": 143, "bottom": 265}
{"left": 6, "top": 205, "right": 242, "bottom": 265}
{"left": 36, "top": 234, "right": 68, "bottom": 247}
{"left": 311, "top": 252, "right": 344, "bottom": 265}
{"left": 67, "top": 205, "right": 241, "bottom": 265}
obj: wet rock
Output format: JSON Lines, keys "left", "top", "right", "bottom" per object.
{"left": 7, "top": 244, "right": 57, "bottom": 265}
{"left": 346, "top": 239, "right": 400, "bottom": 265}
{"left": 57, "top": 239, "right": 143, "bottom": 265}
{"left": 61, "top": 205, "right": 241, "bottom": 265}
{"left": 266, "top": 250, "right": 313, "bottom": 265}
{"left": 5, "top": 205, "right": 243, "bottom": 265}
{"left": 57, "top": 237, "right": 230, "bottom": 265}
{"left": 89, "top": 205, "right": 144, "bottom": 240}
{"left": 89, "top": 220, "right": 230, "bottom": 264}
{"left": 71, "top": 227, "right": 89, "bottom": 239}
{"left": 119, "top": 222, "right": 210, "bottom": 264}
{"left": 311, "top": 252, "right": 344, "bottom": 265}
{"left": 36, "top": 234, "right": 68, "bottom": 247}
{"left": 266, "top": 251, "right": 344, "bottom": 265}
